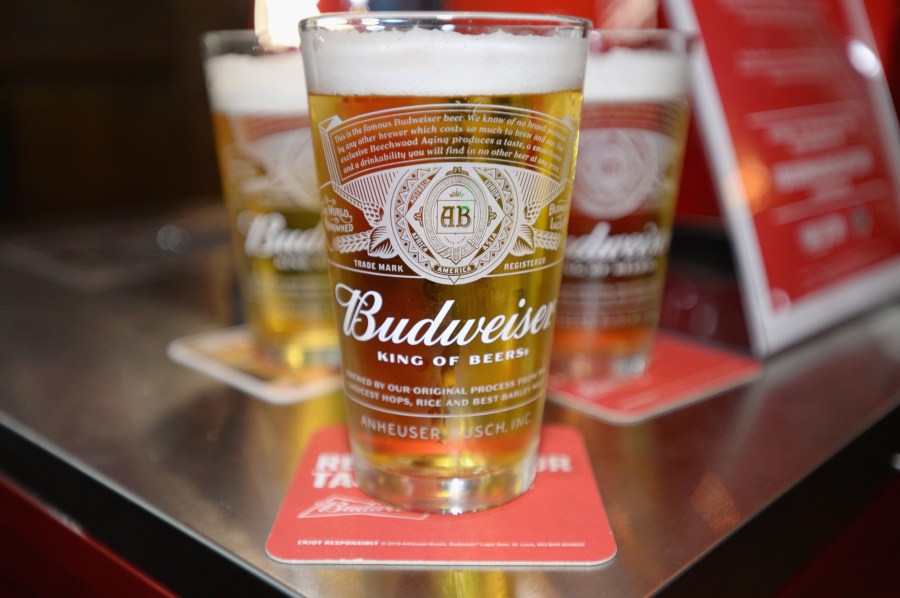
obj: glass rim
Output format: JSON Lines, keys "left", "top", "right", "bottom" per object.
{"left": 201, "top": 30, "right": 271, "bottom": 59}
{"left": 300, "top": 11, "right": 592, "bottom": 34}
{"left": 589, "top": 28, "right": 698, "bottom": 50}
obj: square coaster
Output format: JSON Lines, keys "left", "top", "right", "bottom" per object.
{"left": 266, "top": 424, "right": 617, "bottom": 567}
{"left": 548, "top": 332, "right": 763, "bottom": 424}
{"left": 167, "top": 326, "right": 341, "bottom": 404}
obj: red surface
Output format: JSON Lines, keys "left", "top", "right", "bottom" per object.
{"left": 0, "top": 475, "right": 173, "bottom": 598}
{"left": 674, "top": 118, "right": 723, "bottom": 226}
{"left": 863, "top": 0, "right": 898, "bottom": 69}
{"left": 445, "top": 0, "right": 596, "bottom": 21}
{"left": 779, "top": 476, "right": 900, "bottom": 597}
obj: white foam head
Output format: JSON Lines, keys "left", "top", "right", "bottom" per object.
{"left": 583, "top": 48, "right": 690, "bottom": 102}
{"left": 300, "top": 20, "right": 588, "bottom": 97}
{"left": 205, "top": 51, "right": 308, "bottom": 114}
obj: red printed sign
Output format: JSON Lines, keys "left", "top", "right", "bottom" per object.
{"left": 699, "top": 0, "right": 900, "bottom": 300}
{"left": 266, "top": 424, "right": 617, "bottom": 566}
{"left": 664, "top": 0, "right": 900, "bottom": 355}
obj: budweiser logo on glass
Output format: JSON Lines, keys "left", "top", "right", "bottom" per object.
{"left": 202, "top": 31, "right": 337, "bottom": 369}
{"left": 300, "top": 13, "right": 589, "bottom": 513}
{"left": 552, "top": 30, "right": 695, "bottom": 379}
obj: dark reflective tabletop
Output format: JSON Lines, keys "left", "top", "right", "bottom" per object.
{"left": 1, "top": 207, "right": 898, "bottom": 596}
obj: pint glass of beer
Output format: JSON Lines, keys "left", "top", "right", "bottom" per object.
{"left": 203, "top": 31, "right": 337, "bottom": 370}
{"left": 552, "top": 30, "right": 694, "bottom": 379}
{"left": 300, "top": 13, "right": 590, "bottom": 513}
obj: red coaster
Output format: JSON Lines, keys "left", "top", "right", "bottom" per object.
{"left": 548, "top": 332, "right": 763, "bottom": 424}
{"left": 266, "top": 424, "right": 617, "bottom": 567}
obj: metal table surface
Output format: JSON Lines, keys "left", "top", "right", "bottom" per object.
{"left": 1, "top": 208, "right": 899, "bottom": 597}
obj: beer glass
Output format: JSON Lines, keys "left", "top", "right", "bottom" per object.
{"left": 203, "top": 31, "right": 337, "bottom": 369}
{"left": 300, "top": 13, "right": 589, "bottom": 513}
{"left": 552, "top": 30, "right": 694, "bottom": 379}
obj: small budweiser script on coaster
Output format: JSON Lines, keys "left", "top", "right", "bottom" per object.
{"left": 266, "top": 424, "right": 617, "bottom": 566}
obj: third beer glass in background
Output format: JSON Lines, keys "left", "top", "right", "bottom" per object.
{"left": 552, "top": 30, "right": 694, "bottom": 379}
{"left": 203, "top": 31, "right": 337, "bottom": 370}
{"left": 300, "top": 13, "right": 589, "bottom": 513}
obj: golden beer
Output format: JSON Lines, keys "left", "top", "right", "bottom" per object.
{"left": 552, "top": 31, "right": 693, "bottom": 379}
{"left": 301, "top": 14, "right": 589, "bottom": 513}
{"left": 204, "top": 32, "right": 337, "bottom": 369}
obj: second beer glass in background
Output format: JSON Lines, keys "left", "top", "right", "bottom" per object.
{"left": 301, "top": 13, "right": 590, "bottom": 513}
{"left": 552, "top": 30, "right": 694, "bottom": 380}
{"left": 203, "top": 31, "right": 337, "bottom": 370}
